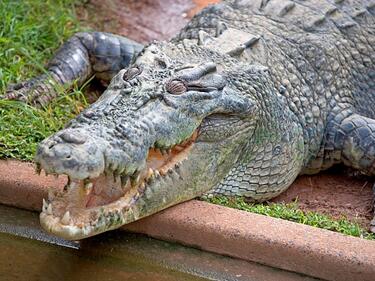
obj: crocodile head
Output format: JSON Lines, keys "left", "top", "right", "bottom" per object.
{"left": 36, "top": 42, "right": 261, "bottom": 240}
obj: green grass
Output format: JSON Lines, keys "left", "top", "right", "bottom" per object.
{"left": 0, "top": 0, "right": 83, "bottom": 90}
{"left": 202, "top": 196, "right": 375, "bottom": 240}
{"left": 0, "top": 0, "right": 88, "bottom": 160}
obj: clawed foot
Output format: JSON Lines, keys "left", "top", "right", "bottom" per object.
{"left": 2, "top": 80, "right": 36, "bottom": 103}
{"left": 2, "top": 77, "right": 57, "bottom": 106}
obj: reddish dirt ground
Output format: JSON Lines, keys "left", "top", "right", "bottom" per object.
{"left": 78, "top": 0, "right": 219, "bottom": 43}
{"left": 78, "top": 0, "right": 374, "bottom": 229}
{"left": 272, "top": 171, "right": 374, "bottom": 228}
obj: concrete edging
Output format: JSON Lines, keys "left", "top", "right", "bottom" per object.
{"left": 0, "top": 159, "right": 374, "bottom": 281}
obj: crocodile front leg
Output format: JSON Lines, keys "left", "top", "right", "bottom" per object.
{"left": 331, "top": 113, "right": 375, "bottom": 232}
{"left": 3, "top": 32, "right": 143, "bottom": 106}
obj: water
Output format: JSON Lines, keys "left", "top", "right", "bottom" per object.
{"left": 0, "top": 205, "right": 319, "bottom": 281}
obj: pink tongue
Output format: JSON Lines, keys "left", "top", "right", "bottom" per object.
{"left": 81, "top": 174, "right": 125, "bottom": 208}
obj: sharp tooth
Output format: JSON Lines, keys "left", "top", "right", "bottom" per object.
{"left": 136, "top": 174, "right": 141, "bottom": 183}
{"left": 47, "top": 204, "right": 53, "bottom": 215}
{"left": 42, "top": 199, "right": 48, "bottom": 211}
{"left": 84, "top": 182, "right": 93, "bottom": 195}
{"left": 61, "top": 211, "right": 71, "bottom": 225}
{"left": 155, "top": 170, "right": 160, "bottom": 177}
{"left": 167, "top": 149, "right": 172, "bottom": 154}
{"left": 147, "top": 168, "right": 154, "bottom": 178}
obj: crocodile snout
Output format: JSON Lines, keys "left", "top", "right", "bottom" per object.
{"left": 35, "top": 128, "right": 106, "bottom": 179}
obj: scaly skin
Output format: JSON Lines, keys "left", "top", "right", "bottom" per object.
{"left": 4, "top": 0, "right": 375, "bottom": 239}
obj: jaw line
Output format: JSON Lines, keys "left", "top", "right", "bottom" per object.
{"left": 38, "top": 121, "right": 245, "bottom": 240}
{"left": 39, "top": 155, "right": 194, "bottom": 240}
{"left": 40, "top": 198, "right": 133, "bottom": 240}
{"left": 40, "top": 212, "right": 105, "bottom": 240}
{"left": 38, "top": 132, "right": 200, "bottom": 240}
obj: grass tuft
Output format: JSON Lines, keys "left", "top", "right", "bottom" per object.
{"left": 0, "top": 0, "right": 87, "bottom": 160}
{"left": 0, "top": 90, "right": 88, "bottom": 160}
{"left": 202, "top": 196, "right": 375, "bottom": 240}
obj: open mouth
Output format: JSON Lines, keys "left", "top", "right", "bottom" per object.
{"left": 39, "top": 130, "right": 198, "bottom": 239}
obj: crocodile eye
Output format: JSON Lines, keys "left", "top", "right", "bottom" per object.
{"left": 166, "top": 79, "right": 187, "bottom": 95}
{"left": 123, "top": 66, "right": 142, "bottom": 81}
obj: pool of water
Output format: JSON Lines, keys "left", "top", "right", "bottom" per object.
{"left": 0, "top": 205, "right": 319, "bottom": 281}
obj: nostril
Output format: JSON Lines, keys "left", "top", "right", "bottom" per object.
{"left": 66, "top": 155, "right": 72, "bottom": 159}
{"left": 48, "top": 144, "right": 54, "bottom": 150}
{"left": 60, "top": 130, "right": 86, "bottom": 144}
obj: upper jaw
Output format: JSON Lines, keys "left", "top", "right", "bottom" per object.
{"left": 37, "top": 129, "right": 200, "bottom": 240}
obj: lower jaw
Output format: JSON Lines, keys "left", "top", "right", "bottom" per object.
{"left": 40, "top": 175, "right": 148, "bottom": 240}
{"left": 40, "top": 212, "right": 91, "bottom": 240}
{"left": 40, "top": 211, "right": 128, "bottom": 240}
{"left": 39, "top": 139, "right": 198, "bottom": 240}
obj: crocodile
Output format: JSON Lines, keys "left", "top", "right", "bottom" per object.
{"left": 3, "top": 0, "right": 375, "bottom": 240}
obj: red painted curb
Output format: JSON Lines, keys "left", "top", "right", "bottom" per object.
{"left": 1, "top": 159, "right": 374, "bottom": 281}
